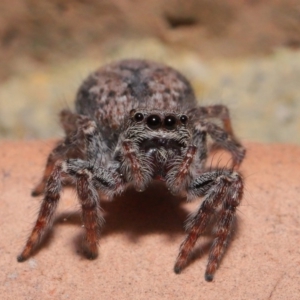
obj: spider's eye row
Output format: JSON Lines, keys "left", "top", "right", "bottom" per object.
{"left": 180, "top": 115, "right": 188, "bottom": 124}
{"left": 147, "top": 114, "right": 161, "bottom": 129}
{"left": 164, "top": 115, "right": 177, "bottom": 130}
{"left": 134, "top": 112, "right": 144, "bottom": 122}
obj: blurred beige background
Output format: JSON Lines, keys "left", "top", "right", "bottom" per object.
{"left": 0, "top": 0, "right": 300, "bottom": 143}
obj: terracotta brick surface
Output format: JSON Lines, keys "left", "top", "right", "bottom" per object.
{"left": 1, "top": 140, "right": 299, "bottom": 299}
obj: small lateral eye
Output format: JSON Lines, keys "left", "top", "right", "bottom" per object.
{"left": 134, "top": 112, "right": 144, "bottom": 122}
{"left": 164, "top": 115, "right": 177, "bottom": 130}
{"left": 147, "top": 114, "right": 161, "bottom": 129}
{"left": 180, "top": 115, "right": 188, "bottom": 124}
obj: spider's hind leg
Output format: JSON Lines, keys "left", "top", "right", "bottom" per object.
{"left": 174, "top": 168, "right": 243, "bottom": 281}
{"left": 32, "top": 110, "right": 85, "bottom": 197}
{"left": 198, "top": 120, "right": 246, "bottom": 168}
{"left": 190, "top": 105, "right": 246, "bottom": 168}
{"left": 31, "top": 141, "right": 73, "bottom": 196}
{"left": 189, "top": 104, "right": 237, "bottom": 138}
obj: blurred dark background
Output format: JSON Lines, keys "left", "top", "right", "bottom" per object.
{"left": 0, "top": 0, "right": 300, "bottom": 143}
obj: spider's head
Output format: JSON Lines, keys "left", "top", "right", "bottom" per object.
{"left": 123, "top": 108, "right": 192, "bottom": 173}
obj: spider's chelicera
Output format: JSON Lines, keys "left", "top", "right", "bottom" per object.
{"left": 17, "top": 59, "right": 246, "bottom": 281}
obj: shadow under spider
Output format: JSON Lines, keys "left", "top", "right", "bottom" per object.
{"left": 57, "top": 181, "right": 189, "bottom": 241}
{"left": 32, "top": 181, "right": 240, "bottom": 265}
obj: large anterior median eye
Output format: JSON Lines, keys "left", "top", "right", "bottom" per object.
{"left": 164, "top": 115, "right": 176, "bottom": 130}
{"left": 147, "top": 114, "right": 161, "bottom": 129}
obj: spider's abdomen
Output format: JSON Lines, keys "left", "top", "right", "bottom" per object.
{"left": 75, "top": 59, "right": 196, "bottom": 132}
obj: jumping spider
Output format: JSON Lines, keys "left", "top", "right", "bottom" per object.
{"left": 17, "top": 59, "right": 245, "bottom": 281}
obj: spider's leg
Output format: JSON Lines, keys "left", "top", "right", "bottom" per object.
{"left": 32, "top": 111, "right": 86, "bottom": 197}
{"left": 196, "top": 121, "right": 246, "bottom": 168}
{"left": 59, "top": 118, "right": 121, "bottom": 259}
{"left": 68, "top": 160, "right": 103, "bottom": 259}
{"left": 18, "top": 158, "right": 123, "bottom": 262}
{"left": 188, "top": 104, "right": 245, "bottom": 167}
{"left": 174, "top": 169, "right": 243, "bottom": 282}
{"left": 64, "top": 159, "right": 123, "bottom": 259}
{"left": 18, "top": 161, "right": 64, "bottom": 261}
{"left": 19, "top": 116, "right": 118, "bottom": 261}
{"left": 60, "top": 108, "right": 81, "bottom": 136}
{"left": 31, "top": 140, "right": 74, "bottom": 196}
{"left": 189, "top": 104, "right": 234, "bottom": 135}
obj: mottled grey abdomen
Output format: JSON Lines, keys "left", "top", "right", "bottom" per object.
{"left": 75, "top": 59, "right": 196, "bottom": 130}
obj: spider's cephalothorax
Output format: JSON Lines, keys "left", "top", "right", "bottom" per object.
{"left": 17, "top": 59, "right": 246, "bottom": 281}
{"left": 115, "top": 108, "right": 193, "bottom": 192}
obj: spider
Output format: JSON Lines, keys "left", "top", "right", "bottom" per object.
{"left": 17, "top": 59, "right": 245, "bottom": 281}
